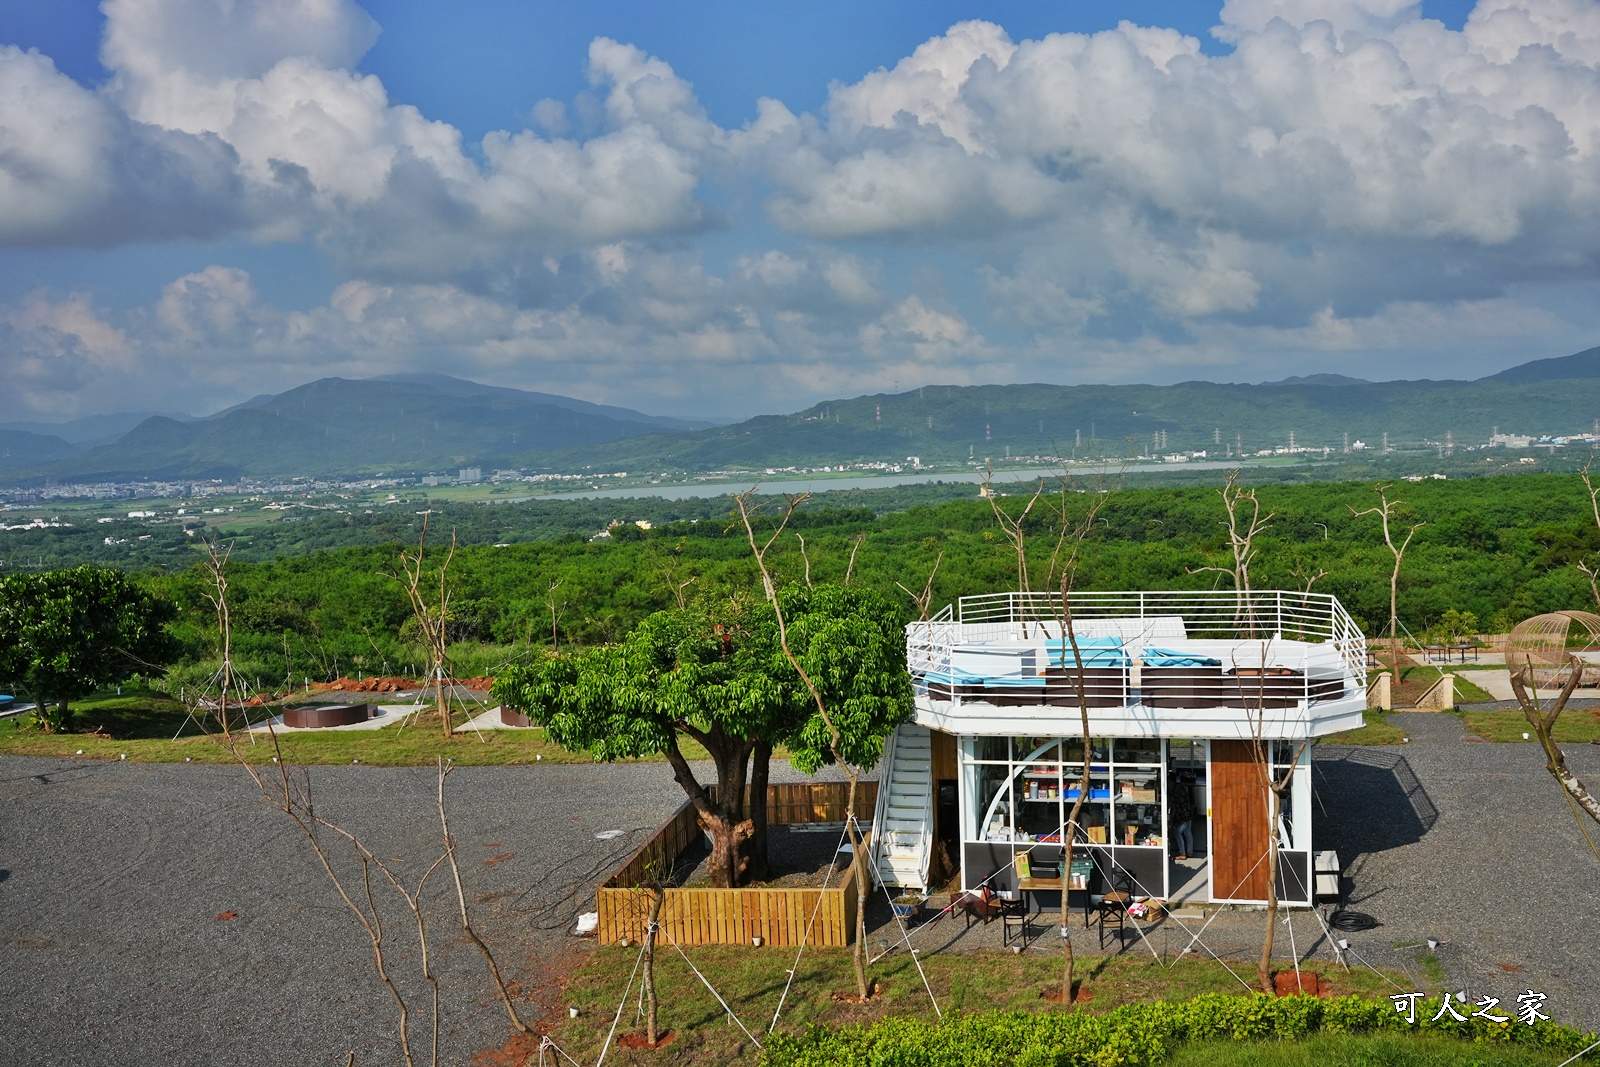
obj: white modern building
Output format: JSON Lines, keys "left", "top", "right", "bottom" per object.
{"left": 871, "top": 590, "right": 1366, "bottom": 912}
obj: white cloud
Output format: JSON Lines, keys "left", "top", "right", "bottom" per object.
{"left": 6, "top": 1, "right": 1600, "bottom": 415}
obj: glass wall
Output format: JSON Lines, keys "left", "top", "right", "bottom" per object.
{"left": 960, "top": 736, "right": 1166, "bottom": 849}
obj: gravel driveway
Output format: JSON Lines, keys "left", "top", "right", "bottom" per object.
{"left": 0, "top": 754, "right": 838, "bottom": 1067}
{"left": 1312, "top": 712, "right": 1600, "bottom": 1035}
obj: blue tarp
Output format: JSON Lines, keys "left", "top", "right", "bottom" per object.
{"left": 1047, "top": 636, "right": 1128, "bottom": 667}
{"left": 924, "top": 667, "right": 1046, "bottom": 689}
{"left": 1142, "top": 647, "right": 1223, "bottom": 667}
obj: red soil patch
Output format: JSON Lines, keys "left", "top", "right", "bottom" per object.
{"left": 1274, "top": 971, "right": 1327, "bottom": 996}
{"left": 470, "top": 1031, "right": 547, "bottom": 1067}
{"left": 310, "top": 676, "right": 423, "bottom": 693}
{"left": 617, "top": 1030, "right": 675, "bottom": 1050}
{"left": 1040, "top": 984, "right": 1095, "bottom": 1004}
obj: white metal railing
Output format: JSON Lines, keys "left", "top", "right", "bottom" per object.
{"left": 904, "top": 589, "right": 1367, "bottom": 713}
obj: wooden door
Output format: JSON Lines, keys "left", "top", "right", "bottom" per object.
{"left": 1209, "top": 740, "right": 1270, "bottom": 902}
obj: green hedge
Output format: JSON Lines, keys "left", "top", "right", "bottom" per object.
{"left": 759, "top": 994, "right": 1596, "bottom": 1067}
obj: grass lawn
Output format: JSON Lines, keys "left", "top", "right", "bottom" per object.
{"left": 1324, "top": 709, "right": 1409, "bottom": 745}
{"left": 1163, "top": 1033, "right": 1569, "bottom": 1066}
{"left": 547, "top": 948, "right": 1404, "bottom": 1066}
{"left": 0, "top": 690, "right": 709, "bottom": 766}
{"left": 1459, "top": 707, "right": 1600, "bottom": 744}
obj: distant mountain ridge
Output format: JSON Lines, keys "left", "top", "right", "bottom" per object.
{"left": 2, "top": 376, "right": 714, "bottom": 481}
{"left": 1480, "top": 345, "right": 1600, "bottom": 385}
{"left": 2, "top": 348, "right": 1597, "bottom": 482}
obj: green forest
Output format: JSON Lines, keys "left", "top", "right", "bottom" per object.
{"left": 13, "top": 469, "right": 1586, "bottom": 696}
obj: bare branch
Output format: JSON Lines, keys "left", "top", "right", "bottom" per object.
{"left": 983, "top": 470, "right": 1047, "bottom": 593}
{"left": 895, "top": 551, "right": 943, "bottom": 622}
{"left": 844, "top": 534, "right": 866, "bottom": 588}
{"left": 437, "top": 759, "right": 529, "bottom": 1033}
{"left": 796, "top": 532, "right": 813, "bottom": 589}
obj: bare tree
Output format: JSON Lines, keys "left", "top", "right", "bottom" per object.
{"left": 1577, "top": 464, "right": 1600, "bottom": 609}
{"left": 1351, "top": 484, "right": 1424, "bottom": 682}
{"left": 796, "top": 532, "right": 814, "bottom": 588}
{"left": 1038, "top": 480, "right": 1115, "bottom": 1007}
{"left": 1188, "top": 470, "right": 1274, "bottom": 632}
{"left": 1246, "top": 695, "right": 1311, "bottom": 994}
{"left": 894, "top": 551, "right": 943, "bottom": 621}
{"left": 546, "top": 577, "right": 566, "bottom": 651}
{"left": 1289, "top": 561, "right": 1328, "bottom": 594}
{"left": 844, "top": 533, "right": 866, "bottom": 588}
{"left": 984, "top": 471, "right": 1048, "bottom": 593}
{"left": 1510, "top": 657, "right": 1600, "bottom": 829}
{"left": 436, "top": 758, "right": 530, "bottom": 1035}
{"left": 734, "top": 489, "right": 874, "bottom": 1000}
{"left": 199, "top": 538, "right": 239, "bottom": 740}
{"left": 394, "top": 517, "right": 457, "bottom": 738}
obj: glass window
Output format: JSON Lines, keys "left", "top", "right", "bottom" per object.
{"left": 958, "top": 735, "right": 1167, "bottom": 850}
{"left": 1118, "top": 738, "right": 1161, "bottom": 765}
{"left": 970, "top": 736, "right": 1010, "bottom": 762}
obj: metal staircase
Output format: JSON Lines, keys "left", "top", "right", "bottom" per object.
{"left": 869, "top": 723, "right": 934, "bottom": 891}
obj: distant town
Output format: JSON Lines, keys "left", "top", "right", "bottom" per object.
{"left": 1, "top": 426, "right": 1593, "bottom": 509}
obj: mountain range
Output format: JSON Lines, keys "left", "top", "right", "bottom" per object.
{"left": 3, "top": 347, "right": 1598, "bottom": 483}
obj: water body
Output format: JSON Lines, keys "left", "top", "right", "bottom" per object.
{"left": 514, "top": 458, "right": 1271, "bottom": 502}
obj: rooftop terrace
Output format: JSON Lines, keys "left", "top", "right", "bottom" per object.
{"left": 905, "top": 590, "right": 1368, "bottom": 739}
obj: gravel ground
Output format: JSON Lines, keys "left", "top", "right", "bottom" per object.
{"left": 0, "top": 754, "right": 845, "bottom": 1067}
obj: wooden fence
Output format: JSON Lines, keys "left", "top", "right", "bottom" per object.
{"left": 595, "top": 781, "right": 878, "bottom": 947}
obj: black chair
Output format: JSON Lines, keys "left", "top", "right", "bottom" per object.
{"left": 1097, "top": 867, "right": 1134, "bottom": 949}
{"left": 1001, "top": 895, "right": 1033, "bottom": 949}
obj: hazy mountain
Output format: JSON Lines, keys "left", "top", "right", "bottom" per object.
{"left": 1479, "top": 345, "right": 1600, "bottom": 385}
{"left": 14, "top": 376, "right": 708, "bottom": 482}
{"left": 1262, "top": 373, "right": 1372, "bottom": 386}
{"left": 0, "top": 410, "right": 196, "bottom": 445}
{"left": 0, "top": 430, "right": 81, "bottom": 470}
{"left": 365, "top": 373, "right": 720, "bottom": 431}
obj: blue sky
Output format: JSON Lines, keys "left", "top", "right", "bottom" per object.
{"left": 1, "top": 0, "right": 1591, "bottom": 423}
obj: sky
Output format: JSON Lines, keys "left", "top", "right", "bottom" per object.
{"left": 3, "top": 0, "right": 1599, "bottom": 423}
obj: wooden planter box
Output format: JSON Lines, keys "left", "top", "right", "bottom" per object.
{"left": 595, "top": 781, "right": 877, "bottom": 948}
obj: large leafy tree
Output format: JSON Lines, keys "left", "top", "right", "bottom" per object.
{"left": 0, "top": 565, "right": 179, "bottom": 733}
{"left": 492, "top": 584, "right": 910, "bottom": 887}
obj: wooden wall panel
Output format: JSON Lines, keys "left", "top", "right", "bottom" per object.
{"left": 1209, "top": 739, "right": 1271, "bottom": 902}
{"left": 930, "top": 729, "right": 958, "bottom": 781}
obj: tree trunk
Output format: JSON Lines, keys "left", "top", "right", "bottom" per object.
{"left": 1258, "top": 786, "right": 1281, "bottom": 994}
{"left": 844, "top": 771, "right": 870, "bottom": 1000}
{"left": 41, "top": 698, "right": 69, "bottom": 734}
{"left": 747, "top": 741, "right": 772, "bottom": 882}
{"left": 1061, "top": 606, "right": 1093, "bottom": 1010}
{"left": 644, "top": 887, "right": 663, "bottom": 1046}
{"left": 1537, "top": 733, "right": 1600, "bottom": 824}
{"left": 663, "top": 733, "right": 757, "bottom": 888}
